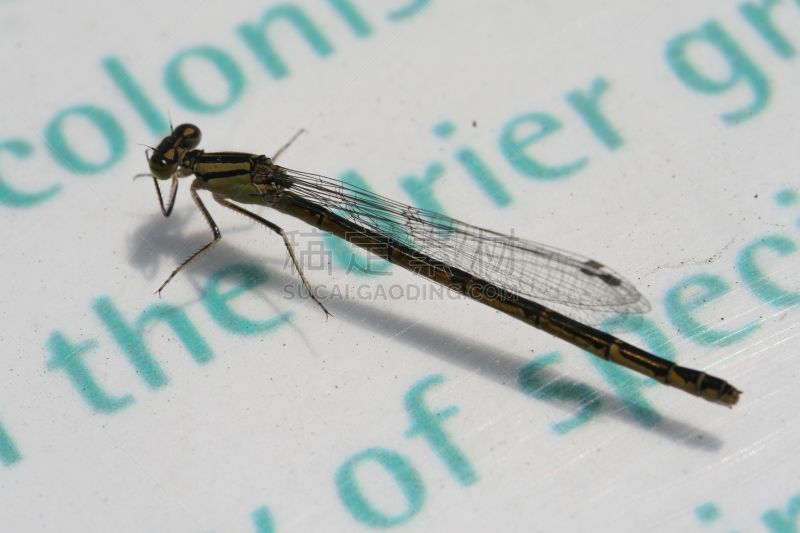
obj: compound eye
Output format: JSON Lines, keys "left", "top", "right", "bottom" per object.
{"left": 173, "top": 124, "right": 201, "bottom": 150}
{"left": 149, "top": 154, "right": 175, "bottom": 180}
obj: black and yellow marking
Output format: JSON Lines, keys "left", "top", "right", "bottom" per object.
{"left": 148, "top": 124, "right": 202, "bottom": 180}
{"left": 142, "top": 124, "right": 741, "bottom": 407}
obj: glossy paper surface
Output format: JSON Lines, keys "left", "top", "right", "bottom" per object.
{"left": 1, "top": 1, "right": 798, "bottom": 531}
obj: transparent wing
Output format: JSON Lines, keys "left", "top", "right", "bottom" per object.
{"left": 281, "top": 169, "right": 650, "bottom": 315}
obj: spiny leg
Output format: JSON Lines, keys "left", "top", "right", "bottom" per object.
{"left": 213, "top": 194, "right": 332, "bottom": 318}
{"left": 271, "top": 129, "right": 304, "bottom": 162}
{"left": 133, "top": 173, "right": 179, "bottom": 217}
{"left": 156, "top": 178, "right": 221, "bottom": 295}
{"left": 133, "top": 146, "right": 179, "bottom": 216}
{"left": 152, "top": 175, "right": 179, "bottom": 217}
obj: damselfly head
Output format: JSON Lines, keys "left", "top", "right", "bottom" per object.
{"left": 148, "top": 124, "right": 202, "bottom": 180}
{"left": 172, "top": 124, "right": 201, "bottom": 151}
{"left": 148, "top": 152, "right": 176, "bottom": 180}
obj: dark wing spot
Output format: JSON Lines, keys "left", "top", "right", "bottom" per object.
{"left": 580, "top": 260, "right": 622, "bottom": 286}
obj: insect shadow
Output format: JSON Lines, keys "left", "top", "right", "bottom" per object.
{"left": 127, "top": 205, "right": 266, "bottom": 289}
{"left": 127, "top": 207, "right": 723, "bottom": 451}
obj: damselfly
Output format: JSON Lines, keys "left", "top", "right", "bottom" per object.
{"left": 138, "top": 124, "right": 740, "bottom": 407}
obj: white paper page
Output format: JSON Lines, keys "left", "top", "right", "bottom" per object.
{"left": 1, "top": 0, "right": 799, "bottom": 531}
